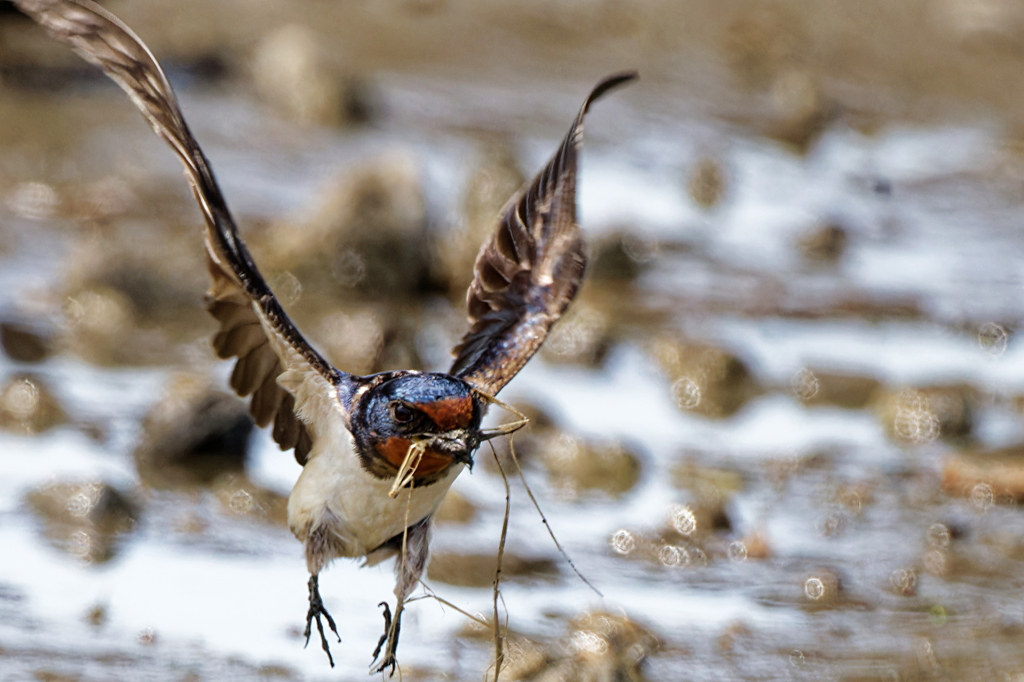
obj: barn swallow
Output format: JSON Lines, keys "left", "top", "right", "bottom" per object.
{"left": 15, "top": 0, "right": 636, "bottom": 674}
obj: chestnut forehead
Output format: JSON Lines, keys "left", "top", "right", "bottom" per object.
{"left": 411, "top": 396, "right": 475, "bottom": 431}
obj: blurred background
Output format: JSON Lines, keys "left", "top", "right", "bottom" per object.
{"left": 4, "top": 0, "right": 1024, "bottom": 679}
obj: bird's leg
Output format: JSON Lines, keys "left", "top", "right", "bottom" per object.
{"left": 304, "top": 574, "right": 341, "bottom": 667}
{"left": 371, "top": 517, "right": 431, "bottom": 676}
{"left": 371, "top": 587, "right": 409, "bottom": 677}
{"left": 373, "top": 600, "right": 393, "bottom": 659}
{"left": 371, "top": 600, "right": 403, "bottom": 676}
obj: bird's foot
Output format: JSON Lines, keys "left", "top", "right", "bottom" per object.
{"left": 304, "top": 574, "right": 341, "bottom": 668}
{"left": 370, "top": 601, "right": 402, "bottom": 677}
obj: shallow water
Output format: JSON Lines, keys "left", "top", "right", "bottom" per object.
{"left": 4, "top": 1, "right": 1024, "bottom": 680}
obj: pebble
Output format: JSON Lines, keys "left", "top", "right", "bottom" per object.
{"left": 314, "top": 304, "right": 424, "bottom": 374}
{"left": 539, "top": 434, "right": 643, "bottom": 499}
{"left": 25, "top": 480, "right": 138, "bottom": 564}
{"left": 433, "top": 140, "right": 524, "bottom": 297}
{"left": 483, "top": 400, "right": 642, "bottom": 498}
{"left": 261, "top": 152, "right": 430, "bottom": 300}
{"left": 588, "top": 230, "right": 655, "bottom": 282}
{"left": 791, "top": 367, "right": 882, "bottom": 409}
{"left": 0, "top": 318, "right": 54, "bottom": 363}
{"left": 0, "top": 372, "right": 67, "bottom": 434}
{"left": 540, "top": 304, "right": 614, "bottom": 368}
{"left": 650, "top": 337, "right": 761, "bottom": 419}
{"left": 435, "top": 489, "right": 478, "bottom": 524}
{"left": 211, "top": 473, "right": 288, "bottom": 526}
{"left": 670, "top": 458, "right": 746, "bottom": 498}
{"left": 505, "top": 611, "right": 659, "bottom": 682}
{"left": 797, "top": 222, "right": 848, "bottom": 265}
{"left": 426, "top": 550, "right": 559, "bottom": 588}
{"left": 801, "top": 567, "right": 845, "bottom": 608}
{"left": 59, "top": 224, "right": 208, "bottom": 367}
{"left": 133, "top": 375, "right": 254, "bottom": 489}
{"left": 251, "top": 24, "right": 373, "bottom": 128}
{"left": 687, "top": 156, "right": 727, "bottom": 209}
{"left": 767, "top": 68, "right": 833, "bottom": 153}
{"left": 481, "top": 400, "right": 558, "bottom": 475}
{"left": 877, "top": 384, "right": 975, "bottom": 445}
{"left": 721, "top": 6, "right": 803, "bottom": 88}
{"left": 942, "top": 443, "right": 1024, "bottom": 501}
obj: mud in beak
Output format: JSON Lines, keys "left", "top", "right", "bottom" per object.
{"left": 428, "top": 429, "right": 478, "bottom": 470}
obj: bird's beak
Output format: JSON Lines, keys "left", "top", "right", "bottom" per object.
{"left": 454, "top": 448, "right": 475, "bottom": 470}
{"left": 429, "top": 429, "right": 478, "bottom": 471}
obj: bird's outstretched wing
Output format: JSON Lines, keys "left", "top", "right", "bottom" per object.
{"left": 16, "top": 0, "right": 351, "bottom": 464}
{"left": 450, "top": 72, "right": 637, "bottom": 395}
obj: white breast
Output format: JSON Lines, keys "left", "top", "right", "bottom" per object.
{"left": 286, "top": 413, "right": 463, "bottom": 559}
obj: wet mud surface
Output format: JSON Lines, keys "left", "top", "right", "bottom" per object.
{"left": 4, "top": 0, "right": 1024, "bottom": 680}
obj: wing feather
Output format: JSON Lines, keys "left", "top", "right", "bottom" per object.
{"left": 214, "top": 323, "right": 266, "bottom": 361}
{"left": 450, "top": 72, "right": 637, "bottom": 395}
{"left": 16, "top": 0, "right": 352, "bottom": 464}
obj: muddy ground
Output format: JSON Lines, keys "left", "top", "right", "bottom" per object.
{"left": 3, "top": 0, "right": 1024, "bottom": 680}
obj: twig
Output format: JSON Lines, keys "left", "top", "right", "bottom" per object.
{"left": 414, "top": 582, "right": 491, "bottom": 629}
{"left": 490, "top": 441, "right": 511, "bottom": 682}
{"left": 507, "top": 435, "right": 603, "bottom": 598}
{"left": 389, "top": 439, "right": 427, "bottom": 498}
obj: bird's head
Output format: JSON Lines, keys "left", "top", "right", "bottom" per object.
{"left": 350, "top": 372, "right": 485, "bottom": 485}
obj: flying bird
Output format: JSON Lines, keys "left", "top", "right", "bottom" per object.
{"left": 14, "top": 0, "right": 636, "bottom": 673}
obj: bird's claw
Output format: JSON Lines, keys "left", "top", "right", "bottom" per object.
{"left": 371, "top": 601, "right": 401, "bottom": 676}
{"left": 304, "top": 575, "right": 341, "bottom": 668}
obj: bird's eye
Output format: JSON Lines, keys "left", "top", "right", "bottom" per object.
{"left": 390, "top": 402, "right": 416, "bottom": 424}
